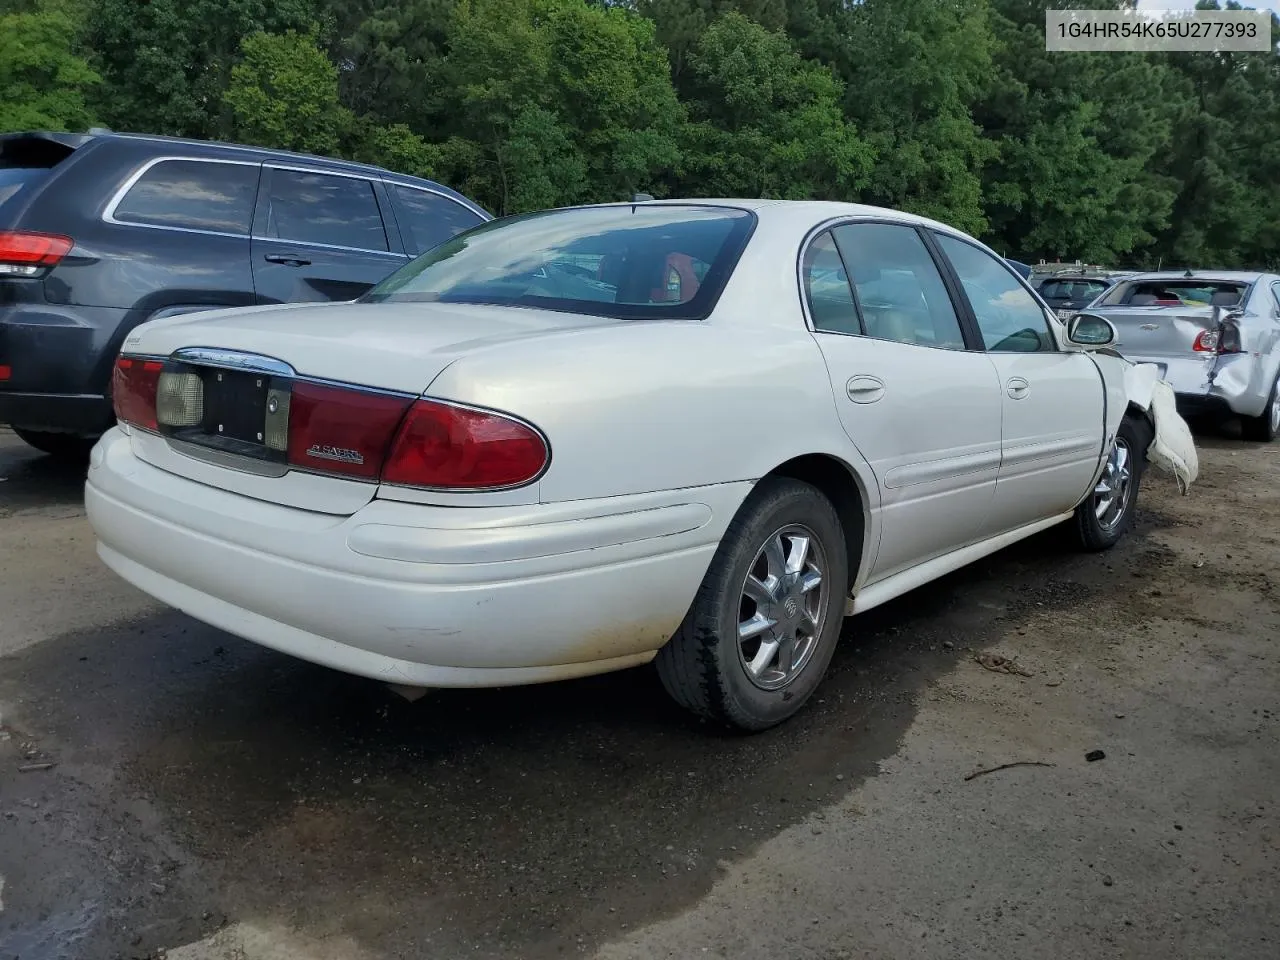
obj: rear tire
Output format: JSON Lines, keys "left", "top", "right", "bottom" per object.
{"left": 12, "top": 428, "right": 97, "bottom": 461}
{"left": 1240, "top": 374, "right": 1280, "bottom": 443}
{"left": 655, "top": 477, "right": 849, "bottom": 732}
{"left": 1072, "top": 415, "right": 1150, "bottom": 552}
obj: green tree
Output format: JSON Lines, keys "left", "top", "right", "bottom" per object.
{"left": 675, "top": 12, "right": 873, "bottom": 200}
{"left": 224, "top": 27, "right": 350, "bottom": 156}
{"left": 0, "top": 8, "right": 99, "bottom": 132}
{"left": 86, "top": 0, "right": 325, "bottom": 138}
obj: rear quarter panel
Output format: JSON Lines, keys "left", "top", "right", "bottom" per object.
{"left": 421, "top": 319, "right": 874, "bottom": 507}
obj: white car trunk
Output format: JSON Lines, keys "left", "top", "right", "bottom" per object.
{"left": 122, "top": 300, "right": 611, "bottom": 513}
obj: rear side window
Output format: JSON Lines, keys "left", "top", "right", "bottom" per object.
{"left": 802, "top": 231, "right": 860, "bottom": 335}
{"left": 262, "top": 170, "right": 388, "bottom": 251}
{"left": 112, "top": 159, "right": 259, "bottom": 235}
{"left": 830, "top": 222, "right": 967, "bottom": 350}
{"left": 392, "top": 185, "right": 485, "bottom": 255}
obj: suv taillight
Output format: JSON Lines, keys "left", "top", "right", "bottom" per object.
{"left": 382, "top": 399, "right": 549, "bottom": 489}
{"left": 113, "top": 356, "right": 164, "bottom": 430}
{"left": 0, "top": 231, "right": 73, "bottom": 277}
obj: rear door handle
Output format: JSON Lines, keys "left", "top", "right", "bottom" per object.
{"left": 264, "top": 253, "right": 311, "bottom": 267}
{"left": 846, "top": 375, "right": 886, "bottom": 404}
{"left": 1007, "top": 377, "right": 1030, "bottom": 400}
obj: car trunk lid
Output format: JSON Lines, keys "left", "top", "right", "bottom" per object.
{"left": 119, "top": 300, "right": 615, "bottom": 513}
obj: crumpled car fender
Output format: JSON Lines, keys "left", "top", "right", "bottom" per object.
{"left": 1125, "top": 362, "right": 1199, "bottom": 495}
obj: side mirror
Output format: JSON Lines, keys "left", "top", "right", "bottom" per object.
{"left": 1067, "top": 313, "right": 1117, "bottom": 347}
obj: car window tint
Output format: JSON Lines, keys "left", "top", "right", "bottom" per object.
{"left": 264, "top": 170, "right": 388, "bottom": 251}
{"left": 113, "top": 159, "right": 258, "bottom": 235}
{"left": 392, "top": 185, "right": 485, "bottom": 255}
{"left": 362, "top": 205, "right": 755, "bottom": 322}
{"left": 802, "top": 231, "right": 860, "bottom": 335}
{"left": 830, "top": 223, "right": 965, "bottom": 350}
{"left": 934, "top": 234, "right": 1053, "bottom": 352}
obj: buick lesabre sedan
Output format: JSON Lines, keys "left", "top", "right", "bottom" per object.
{"left": 86, "top": 200, "right": 1190, "bottom": 730}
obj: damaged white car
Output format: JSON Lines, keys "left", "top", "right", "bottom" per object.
{"left": 85, "top": 200, "right": 1196, "bottom": 731}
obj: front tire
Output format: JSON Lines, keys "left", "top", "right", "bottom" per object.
{"left": 12, "top": 428, "right": 97, "bottom": 461}
{"left": 1072, "top": 415, "right": 1151, "bottom": 552}
{"left": 1240, "top": 374, "right": 1280, "bottom": 443}
{"left": 655, "top": 477, "right": 849, "bottom": 731}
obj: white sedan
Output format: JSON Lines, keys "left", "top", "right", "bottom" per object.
{"left": 86, "top": 199, "right": 1192, "bottom": 730}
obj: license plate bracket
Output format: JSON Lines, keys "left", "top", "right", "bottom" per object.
{"left": 201, "top": 368, "right": 270, "bottom": 445}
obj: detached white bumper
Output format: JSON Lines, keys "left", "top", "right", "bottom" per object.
{"left": 86, "top": 429, "right": 743, "bottom": 686}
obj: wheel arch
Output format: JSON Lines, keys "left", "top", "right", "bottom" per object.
{"left": 758, "top": 453, "right": 871, "bottom": 593}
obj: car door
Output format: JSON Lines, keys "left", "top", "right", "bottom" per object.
{"left": 931, "top": 232, "right": 1105, "bottom": 533}
{"left": 804, "top": 221, "right": 1004, "bottom": 582}
{"left": 251, "top": 165, "right": 409, "bottom": 304}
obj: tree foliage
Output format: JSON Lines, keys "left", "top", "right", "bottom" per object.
{"left": 2, "top": 0, "right": 1279, "bottom": 267}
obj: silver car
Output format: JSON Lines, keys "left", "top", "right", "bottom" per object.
{"left": 1080, "top": 271, "right": 1280, "bottom": 441}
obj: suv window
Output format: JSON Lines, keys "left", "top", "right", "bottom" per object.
{"left": 802, "top": 231, "right": 860, "bottom": 335}
{"left": 112, "top": 159, "right": 259, "bottom": 235}
{"left": 830, "top": 222, "right": 966, "bottom": 349}
{"left": 392, "top": 185, "right": 485, "bottom": 255}
{"left": 935, "top": 234, "right": 1053, "bottom": 352}
{"left": 262, "top": 169, "right": 388, "bottom": 251}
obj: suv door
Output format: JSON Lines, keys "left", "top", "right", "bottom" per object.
{"left": 251, "top": 166, "right": 408, "bottom": 304}
{"left": 804, "top": 221, "right": 1004, "bottom": 582}
{"left": 932, "top": 232, "right": 1105, "bottom": 533}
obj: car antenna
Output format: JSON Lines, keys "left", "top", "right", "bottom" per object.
{"left": 1183, "top": 268, "right": 1195, "bottom": 278}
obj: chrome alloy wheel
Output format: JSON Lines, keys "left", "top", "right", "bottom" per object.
{"left": 1094, "top": 437, "right": 1133, "bottom": 531}
{"left": 736, "top": 524, "right": 829, "bottom": 691}
{"left": 1270, "top": 377, "right": 1280, "bottom": 435}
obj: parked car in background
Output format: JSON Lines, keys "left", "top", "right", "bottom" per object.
{"left": 1036, "top": 272, "right": 1130, "bottom": 321}
{"left": 0, "top": 130, "right": 489, "bottom": 458}
{"left": 1077, "top": 270, "right": 1280, "bottom": 441}
{"left": 86, "top": 199, "right": 1191, "bottom": 731}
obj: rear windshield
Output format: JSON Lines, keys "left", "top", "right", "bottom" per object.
{"left": 1038, "top": 278, "right": 1109, "bottom": 300}
{"left": 361, "top": 204, "right": 757, "bottom": 320}
{"left": 1103, "top": 280, "right": 1248, "bottom": 308}
{"left": 0, "top": 168, "right": 49, "bottom": 212}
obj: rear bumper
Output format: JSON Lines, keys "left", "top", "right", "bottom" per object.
{"left": 0, "top": 302, "right": 129, "bottom": 433}
{"left": 0, "top": 390, "right": 113, "bottom": 434}
{"left": 1121, "top": 352, "right": 1267, "bottom": 419}
{"left": 85, "top": 429, "right": 744, "bottom": 687}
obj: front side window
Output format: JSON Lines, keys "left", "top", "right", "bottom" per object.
{"left": 831, "top": 222, "right": 966, "bottom": 349}
{"left": 362, "top": 204, "right": 756, "bottom": 321}
{"left": 262, "top": 170, "right": 388, "bottom": 251}
{"left": 934, "top": 233, "right": 1054, "bottom": 352}
{"left": 113, "top": 159, "right": 259, "bottom": 235}
{"left": 392, "top": 185, "right": 486, "bottom": 255}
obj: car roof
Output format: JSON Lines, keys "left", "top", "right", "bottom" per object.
{"left": 0, "top": 129, "right": 487, "bottom": 215}
{"left": 1117, "top": 270, "right": 1270, "bottom": 284}
{"left": 587, "top": 197, "right": 975, "bottom": 237}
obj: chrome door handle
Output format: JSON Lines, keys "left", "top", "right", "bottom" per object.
{"left": 1006, "top": 377, "right": 1030, "bottom": 400}
{"left": 846, "top": 375, "right": 885, "bottom": 404}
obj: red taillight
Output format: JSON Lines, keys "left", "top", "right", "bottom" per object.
{"left": 112, "top": 356, "right": 164, "bottom": 430}
{"left": 1193, "top": 323, "right": 1243, "bottom": 355}
{"left": 0, "top": 364, "right": 10, "bottom": 381}
{"left": 286, "top": 382, "right": 414, "bottom": 480}
{"left": 0, "top": 231, "right": 73, "bottom": 276}
{"left": 382, "top": 399, "right": 548, "bottom": 490}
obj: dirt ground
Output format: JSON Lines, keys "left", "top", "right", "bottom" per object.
{"left": 0, "top": 424, "right": 1277, "bottom": 960}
